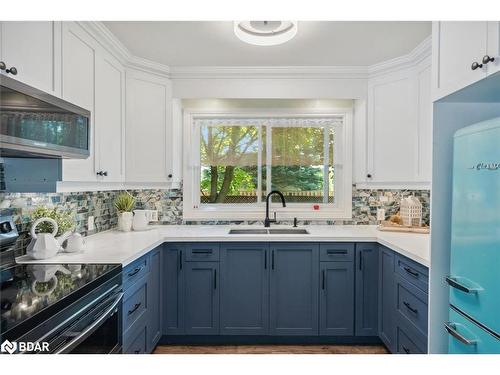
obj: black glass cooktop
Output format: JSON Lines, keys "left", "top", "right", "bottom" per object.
{"left": 0, "top": 263, "right": 121, "bottom": 338}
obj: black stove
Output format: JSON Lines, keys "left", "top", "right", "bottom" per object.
{"left": 1, "top": 263, "right": 123, "bottom": 353}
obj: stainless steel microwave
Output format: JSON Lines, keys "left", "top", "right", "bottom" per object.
{"left": 0, "top": 75, "right": 90, "bottom": 158}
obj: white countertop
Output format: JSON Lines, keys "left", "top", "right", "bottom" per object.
{"left": 16, "top": 225, "right": 430, "bottom": 267}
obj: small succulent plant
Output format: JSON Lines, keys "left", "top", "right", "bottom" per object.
{"left": 31, "top": 206, "right": 75, "bottom": 236}
{"left": 114, "top": 192, "right": 136, "bottom": 213}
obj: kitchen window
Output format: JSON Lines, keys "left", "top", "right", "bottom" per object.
{"left": 183, "top": 109, "right": 353, "bottom": 220}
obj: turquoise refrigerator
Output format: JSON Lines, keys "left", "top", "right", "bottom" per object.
{"left": 446, "top": 117, "right": 500, "bottom": 353}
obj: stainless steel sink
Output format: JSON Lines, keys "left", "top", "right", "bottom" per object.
{"left": 228, "top": 229, "right": 269, "bottom": 235}
{"left": 268, "top": 229, "right": 309, "bottom": 235}
{"left": 228, "top": 228, "right": 309, "bottom": 235}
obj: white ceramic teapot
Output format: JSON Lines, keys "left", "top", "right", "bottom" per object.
{"left": 26, "top": 218, "right": 72, "bottom": 260}
{"left": 64, "top": 232, "right": 86, "bottom": 253}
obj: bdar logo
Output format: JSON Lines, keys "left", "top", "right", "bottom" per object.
{"left": 1, "top": 340, "right": 17, "bottom": 354}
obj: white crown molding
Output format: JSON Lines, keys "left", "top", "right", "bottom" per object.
{"left": 80, "top": 22, "right": 430, "bottom": 81}
{"left": 368, "top": 36, "right": 432, "bottom": 77}
{"left": 78, "top": 21, "right": 171, "bottom": 77}
{"left": 169, "top": 66, "right": 369, "bottom": 80}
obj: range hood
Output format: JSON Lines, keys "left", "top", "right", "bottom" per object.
{"left": 0, "top": 75, "right": 90, "bottom": 159}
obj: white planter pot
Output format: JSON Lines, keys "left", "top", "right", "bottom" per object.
{"left": 117, "top": 212, "right": 133, "bottom": 232}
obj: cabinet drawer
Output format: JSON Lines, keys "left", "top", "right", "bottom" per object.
{"left": 397, "top": 326, "right": 425, "bottom": 354}
{"left": 395, "top": 254, "right": 428, "bottom": 292}
{"left": 123, "top": 323, "right": 147, "bottom": 354}
{"left": 396, "top": 275, "right": 428, "bottom": 336}
{"left": 123, "top": 256, "right": 149, "bottom": 290}
{"left": 320, "top": 243, "right": 354, "bottom": 262}
{"left": 185, "top": 243, "right": 219, "bottom": 262}
{"left": 123, "top": 279, "right": 147, "bottom": 332}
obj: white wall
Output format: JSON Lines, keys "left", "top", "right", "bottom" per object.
{"left": 173, "top": 78, "right": 368, "bottom": 100}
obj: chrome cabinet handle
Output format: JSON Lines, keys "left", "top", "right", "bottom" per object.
{"left": 445, "top": 276, "right": 478, "bottom": 294}
{"left": 444, "top": 322, "right": 477, "bottom": 346}
{"left": 322, "top": 270, "right": 325, "bottom": 290}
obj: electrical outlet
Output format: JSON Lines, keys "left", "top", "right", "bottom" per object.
{"left": 87, "top": 216, "right": 95, "bottom": 231}
{"left": 377, "top": 208, "right": 386, "bottom": 221}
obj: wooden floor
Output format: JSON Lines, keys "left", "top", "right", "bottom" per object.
{"left": 154, "top": 344, "right": 388, "bottom": 354}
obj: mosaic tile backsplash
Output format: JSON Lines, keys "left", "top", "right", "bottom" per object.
{"left": 0, "top": 185, "right": 429, "bottom": 258}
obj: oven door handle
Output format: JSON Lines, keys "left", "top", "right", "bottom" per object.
{"left": 55, "top": 292, "right": 124, "bottom": 354}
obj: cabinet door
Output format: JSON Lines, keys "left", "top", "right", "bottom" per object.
{"left": 95, "top": 51, "right": 124, "bottom": 182}
{"left": 355, "top": 243, "right": 379, "bottom": 336}
{"left": 184, "top": 261, "right": 219, "bottom": 335}
{"left": 0, "top": 21, "right": 61, "bottom": 96}
{"left": 378, "top": 246, "right": 396, "bottom": 352}
{"left": 433, "top": 21, "right": 488, "bottom": 100}
{"left": 270, "top": 243, "right": 319, "bottom": 336}
{"left": 125, "top": 69, "right": 172, "bottom": 183}
{"left": 367, "top": 70, "right": 418, "bottom": 184}
{"left": 147, "top": 247, "right": 162, "bottom": 352}
{"left": 220, "top": 243, "right": 269, "bottom": 335}
{"left": 164, "top": 244, "right": 184, "bottom": 334}
{"left": 486, "top": 22, "right": 500, "bottom": 76}
{"left": 319, "top": 262, "right": 354, "bottom": 336}
{"left": 61, "top": 22, "right": 97, "bottom": 182}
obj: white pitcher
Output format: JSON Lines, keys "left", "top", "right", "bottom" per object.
{"left": 132, "top": 210, "right": 157, "bottom": 231}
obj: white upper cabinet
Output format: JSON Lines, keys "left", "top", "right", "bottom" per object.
{"left": 433, "top": 21, "right": 500, "bottom": 101}
{"left": 95, "top": 51, "right": 125, "bottom": 183}
{"left": 61, "top": 22, "right": 125, "bottom": 185}
{"left": 364, "top": 57, "right": 432, "bottom": 188}
{"left": 61, "top": 22, "right": 97, "bottom": 182}
{"left": 125, "top": 69, "right": 173, "bottom": 184}
{"left": 0, "top": 21, "right": 61, "bottom": 96}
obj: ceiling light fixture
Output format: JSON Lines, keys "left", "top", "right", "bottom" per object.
{"left": 234, "top": 21, "right": 298, "bottom": 46}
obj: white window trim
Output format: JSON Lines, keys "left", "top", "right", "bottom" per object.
{"left": 183, "top": 108, "right": 353, "bottom": 221}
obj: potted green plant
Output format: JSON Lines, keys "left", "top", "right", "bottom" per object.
{"left": 114, "top": 192, "right": 135, "bottom": 232}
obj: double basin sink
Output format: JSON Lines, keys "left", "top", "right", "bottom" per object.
{"left": 228, "top": 228, "right": 309, "bottom": 235}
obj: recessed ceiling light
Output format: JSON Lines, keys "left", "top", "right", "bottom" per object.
{"left": 234, "top": 21, "right": 298, "bottom": 46}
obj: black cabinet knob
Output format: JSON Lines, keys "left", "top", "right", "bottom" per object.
{"left": 6, "top": 66, "right": 17, "bottom": 75}
{"left": 366, "top": 174, "right": 372, "bottom": 178}
{"left": 482, "top": 55, "right": 495, "bottom": 64}
{"left": 103, "top": 171, "right": 108, "bottom": 177}
{"left": 168, "top": 174, "right": 173, "bottom": 178}
{"left": 96, "top": 171, "right": 108, "bottom": 177}
{"left": 471, "top": 61, "right": 483, "bottom": 70}
{"left": 0, "top": 61, "right": 6, "bottom": 71}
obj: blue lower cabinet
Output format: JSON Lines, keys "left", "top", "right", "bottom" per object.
{"left": 319, "top": 262, "right": 354, "bottom": 336}
{"left": 355, "top": 243, "right": 379, "bottom": 336}
{"left": 164, "top": 244, "right": 185, "bottom": 334}
{"left": 123, "top": 320, "right": 147, "bottom": 354}
{"left": 220, "top": 243, "right": 269, "bottom": 335}
{"left": 378, "top": 245, "right": 396, "bottom": 352}
{"left": 147, "top": 247, "right": 162, "bottom": 352}
{"left": 184, "top": 261, "right": 220, "bottom": 335}
{"left": 270, "top": 243, "right": 319, "bottom": 336}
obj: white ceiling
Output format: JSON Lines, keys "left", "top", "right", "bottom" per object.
{"left": 103, "top": 21, "right": 431, "bottom": 67}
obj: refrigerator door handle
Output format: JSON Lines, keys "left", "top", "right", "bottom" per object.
{"left": 445, "top": 276, "right": 479, "bottom": 294}
{"left": 445, "top": 322, "right": 477, "bottom": 346}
